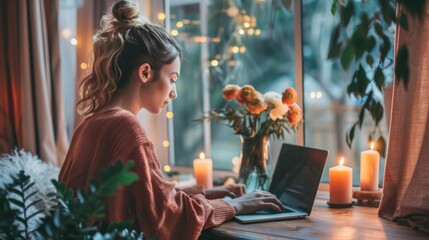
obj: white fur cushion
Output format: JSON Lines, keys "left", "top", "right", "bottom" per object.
{"left": 0, "top": 149, "right": 60, "bottom": 233}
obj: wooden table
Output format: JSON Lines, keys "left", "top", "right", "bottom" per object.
{"left": 200, "top": 191, "right": 428, "bottom": 240}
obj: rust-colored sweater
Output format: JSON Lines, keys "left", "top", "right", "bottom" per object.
{"left": 59, "top": 108, "right": 235, "bottom": 239}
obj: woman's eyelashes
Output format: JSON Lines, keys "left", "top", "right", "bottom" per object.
{"left": 170, "top": 76, "right": 178, "bottom": 84}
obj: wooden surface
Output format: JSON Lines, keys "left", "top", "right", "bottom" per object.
{"left": 200, "top": 191, "right": 428, "bottom": 240}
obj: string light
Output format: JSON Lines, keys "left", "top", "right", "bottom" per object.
{"left": 231, "top": 46, "right": 239, "bottom": 53}
{"left": 211, "top": 60, "right": 219, "bottom": 67}
{"left": 162, "top": 140, "right": 170, "bottom": 147}
{"left": 247, "top": 28, "right": 255, "bottom": 35}
{"left": 70, "top": 38, "right": 77, "bottom": 45}
{"left": 316, "top": 91, "right": 323, "bottom": 98}
{"left": 212, "top": 37, "right": 221, "bottom": 43}
{"left": 157, "top": 12, "right": 166, "bottom": 21}
{"left": 171, "top": 29, "right": 179, "bottom": 36}
{"left": 255, "top": 29, "right": 261, "bottom": 35}
{"left": 176, "top": 21, "right": 184, "bottom": 28}
{"left": 238, "top": 29, "right": 245, "bottom": 35}
{"left": 166, "top": 111, "right": 174, "bottom": 118}
{"left": 80, "top": 63, "right": 88, "bottom": 70}
{"left": 239, "top": 46, "right": 246, "bottom": 53}
{"left": 164, "top": 165, "right": 171, "bottom": 172}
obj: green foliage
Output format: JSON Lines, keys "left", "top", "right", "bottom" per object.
{"left": 0, "top": 170, "right": 44, "bottom": 239}
{"left": 36, "top": 160, "right": 139, "bottom": 239}
{"left": 0, "top": 189, "right": 21, "bottom": 239}
{"left": 328, "top": 0, "right": 426, "bottom": 152}
{"left": 0, "top": 160, "right": 144, "bottom": 240}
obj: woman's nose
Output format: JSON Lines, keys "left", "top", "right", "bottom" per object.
{"left": 169, "top": 88, "right": 177, "bottom": 99}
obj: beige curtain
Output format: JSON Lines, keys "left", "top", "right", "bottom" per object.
{"left": 379, "top": 3, "right": 429, "bottom": 233}
{"left": 0, "top": 0, "right": 68, "bottom": 166}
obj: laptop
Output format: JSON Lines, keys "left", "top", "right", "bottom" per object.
{"left": 234, "top": 143, "right": 328, "bottom": 223}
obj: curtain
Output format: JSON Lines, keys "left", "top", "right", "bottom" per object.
{"left": 0, "top": 0, "right": 68, "bottom": 166}
{"left": 378, "top": 2, "right": 429, "bottom": 233}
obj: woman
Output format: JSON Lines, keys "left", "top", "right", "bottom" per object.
{"left": 59, "top": 1, "right": 283, "bottom": 239}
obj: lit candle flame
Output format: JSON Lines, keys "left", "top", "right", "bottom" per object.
{"left": 339, "top": 157, "right": 345, "bottom": 166}
{"left": 371, "top": 142, "right": 375, "bottom": 150}
{"left": 199, "top": 152, "right": 205, "bottom": 160}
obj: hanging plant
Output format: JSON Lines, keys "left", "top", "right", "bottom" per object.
{"left": 328, "top": 0, "right": 426, "bottom": 155}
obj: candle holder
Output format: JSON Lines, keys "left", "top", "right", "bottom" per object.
{"left": 352, "top": 189, "right": 382, "bottom": 207}
{"left": 326, "top": 201, "right": 355, "bottom": 208}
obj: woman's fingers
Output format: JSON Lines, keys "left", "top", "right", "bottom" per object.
{"left": 259, "top": 202, "right": 283, "bottom": 213}
{"left": 223, "top": 190, "right": 237, "bottom": 199}
{"left": 226, "top": 184, "right": 246, "bottom": 197}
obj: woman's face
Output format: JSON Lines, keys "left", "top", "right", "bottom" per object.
{"left": 141, "top": 56, "right": 181, "bottom": 114}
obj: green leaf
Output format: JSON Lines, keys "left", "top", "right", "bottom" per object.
{"left": 358, "top": 107, "right": 366, "bottom": 128}
{"left": 25, "top": 199, "right": 43, "bottom": 211}
{"left": 356, "top": 65, "right": 370, "bottom": 96}
{"left": 374, "top": 22, "right": 384, "bottom": 37}
{"left": 328, "top": 43, "right": 342, "bottom": 60}
{"left": 380, "top": 35, "right": 391, "bottom": 59}
{"left": 24, "top": 190, "right": 38, "bottom": 202}
{"left": 23, "top": 182, "right": 35, "bottom": 193}
{"left": 370, "top": 101, "right": 384, "bottom": 125}
{"left": 7, "top": 187, "right": 24, "bottom": 197}
{"left": 366, "top": 54, "right": 374, "bottom": 67}
{"left": 341, "top": 1, "right": 354, "bottom": 26}
{"left": 399, "top": 12, "right": 408, "bottom": 31}
{"left": 365, "top": 36, "right": 376, "bottom": 52}
{"left": 346, "top": 81, "right": 358, "bottom": 97}
{"left": 331, "top": 0, "right": 338, "bottom": 16}
{"left": 15, "top": 216, "right": 26, "bottom": 225}
{"left": 374, "top": 67, "right": 385, "bottom": 91}
{"left": 341, "top": 44, "right": 354, "bottom": 70}
{"left": 8, "top": 198, "right": 25, "bottom": 208}
{"left": 346, "top": 123, "right": 357, "bottom": 148}
{"left": 26, "top": 209, "right": 44, "bottom": 221}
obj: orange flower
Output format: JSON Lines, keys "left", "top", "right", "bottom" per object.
{"left": 287, "top": 103, "right": 302, "bottom": 125}
{"left": 282, "top": 87, "right": 297, "bottom": 106}
{"left": 238, "top": 85, "right": 257, "bottom": 104}
{"left": 222, "top": 84, "right": 241, "bottom": 101}
{"left": 246, "top": 93, "right": 267, "bottom": 115}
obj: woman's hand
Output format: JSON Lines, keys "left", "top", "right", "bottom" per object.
{"left": 204, "top": 184, "right": 246, "bottom": 199}
{"left": 225, "top": 190, "right": 284, "bottom": 215}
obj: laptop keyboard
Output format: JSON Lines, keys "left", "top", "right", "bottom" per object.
{"left": 252, "top": 206, "right": 294, "bottom": 215}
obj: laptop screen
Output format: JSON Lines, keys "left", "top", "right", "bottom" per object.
{"left": 268, "top": 144, "right": 328, "bottom": 216}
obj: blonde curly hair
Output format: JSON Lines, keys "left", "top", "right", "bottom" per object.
{"left": 77, "top": 0, "right": 182, "bottom": 115}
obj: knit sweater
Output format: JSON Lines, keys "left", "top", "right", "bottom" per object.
{"left": 59, "top": 108, "right": 235, "bottom": 239}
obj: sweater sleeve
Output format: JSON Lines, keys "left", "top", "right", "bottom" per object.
{"left": 127, "top": 142, "right": 235, "bottom": 240}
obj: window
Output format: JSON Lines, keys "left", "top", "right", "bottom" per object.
{"left": 301, "top": 1, "right": 390, "bottom": 185}
{"left": 167, "top": 0, "right": 390, "bottom": 186}
{"left": 169, "top": 0, "right": 297, "bottom": 171}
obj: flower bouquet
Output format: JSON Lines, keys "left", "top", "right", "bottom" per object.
{"left": 204, "top": 84, "right": 303, "bottom": 190}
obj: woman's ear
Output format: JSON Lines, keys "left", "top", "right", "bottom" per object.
{"left": 138, "top": 63, "right": 151, "bottom": 84}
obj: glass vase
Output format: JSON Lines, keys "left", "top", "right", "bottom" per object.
{"left": 239, "top": 135, "right": 271, "bottom": 191}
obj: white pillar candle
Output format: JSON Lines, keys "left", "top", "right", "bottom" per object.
{"left": 193, "top": 152, "right": 213, "bottom": 189}
{"left": 360, "top": 142, "right": 380, "bottom": 191}
{"left": 329, "top": 157, "right": 353, "bottom": 204}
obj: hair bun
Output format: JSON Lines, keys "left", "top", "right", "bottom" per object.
{"left": 112, "top": 0, "right": 139, "bottom": 22}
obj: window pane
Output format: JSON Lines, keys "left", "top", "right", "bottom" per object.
{"left": 170, "top": 1, "right": 296, "bottom": 170}
{"left": 170, "top": 1, "right": 204, "bottom": 167}
{"left": 302, "top": 1, "right": 391, "bottom": 185}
